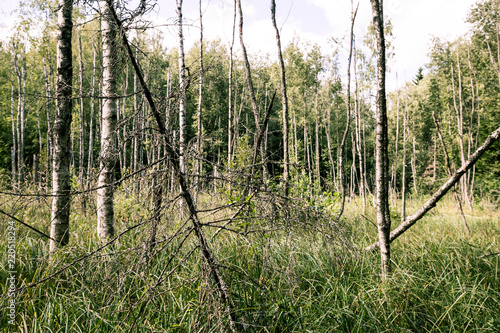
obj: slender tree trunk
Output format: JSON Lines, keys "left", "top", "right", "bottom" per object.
{"left": 196, "top": 0, "right": 204, "bottom": 198}
{"left": 466, "top": 48, "right": 476, "bottom": 206}
{"left": 451, "top": 50, "right": 471, "bottom": 209}
{"left": 350, "top": 130, "right": 356, "bottom": 200}
{"left": 133, "top": 44, "right": 139, "bottom": 178}
{"left": 393, "top": 77, "right": 400, "bottom": 190}
{"left": 36, "top": 100, "right": 43, "bottom": 171}
{"left": 87, "top": 47, "right": 97, "bottom": 180}
{"left": 326, "top": 103, "right": 336, "bottom": 188}
{"left": 78, "top": 33, "right": 86, "bottom": 212}
{"left": 411, "top": 135, "right": 418, "bottom": 196}
{"left": 228, "top": 0, "right": 236, "bottom": 167}
{"left": 294, "top": 113, "right": 298, "bottom": 167}
{"left": 401, "top": 91, "right": 408, "bottom": 222}
{"left": 370, "top": 0, "right": 391, "bottom": 278}
{"left": 122, "top": 60, "right": 129, "bottom": 172}
{"left": 314, "top": 91, "right": 321, "bottom": 191}
{"left": 15, "top": 52, "right": 26, "bottom": 186}
{"left": 237, "top": 0, "right": 266, "bottom": 179}
{"left": 10, "top": 52, "right": 17, "bottom": 188}
{"left": 177, "top": 0, "right": 187, "bottom": 177}
{"left": 433, "top": 133, "right": 437, "bottom": 183}
{"left": 271, "top": 0, "right": 290, "bottom": 193}
{"left": 336, "top": 3, "right": 357, "bottom": 221}
{"left": 43, "top": 58, "right": 53, "bottom": 186}
{"left": 354, "top": 56, "right": 366, "bottom": 212}
{"left": 97, "top": 0, "right": 118, "bottom": 240}
{"left": 50, "top": 0, "right": 73, "bottom": 252}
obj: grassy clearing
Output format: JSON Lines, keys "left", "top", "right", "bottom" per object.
{"left": 1, "top": 189, "right": 499, "bottom": 332}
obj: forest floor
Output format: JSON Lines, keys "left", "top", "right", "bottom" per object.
{"left": 1, "top": 187, "right": 499, "bottom": 332}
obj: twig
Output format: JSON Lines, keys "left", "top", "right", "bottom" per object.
{"left": 477, "top": 251, "right": 500, "bottom": 259}
{"left": 0, "top": 208, "right": 56, "bottom": 241}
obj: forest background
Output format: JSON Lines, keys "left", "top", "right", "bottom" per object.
{"left": 0, "top": 0, "right": 499, "bottom": 331}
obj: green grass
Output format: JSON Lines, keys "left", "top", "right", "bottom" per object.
{"left": 1, "top": 189, "right": 499, "bottom": 332}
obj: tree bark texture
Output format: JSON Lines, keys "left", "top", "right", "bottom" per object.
{"left": 196, "top": 0, "right": 203, "bottom": 197}
{"left": 177, "top": 0, "right": 187, "bottom": 175}
{"left": 10, "top": 50, "right": 17, "bottom": 188}
{"left": 97, "top": 0, "right": 118, "bottom": 240}
{"left": 50, "top": 0, "right": 73, "bottom": 252}
{"left": 43, "top": 58, "right": 54, "bottom": 183}
{"left": 370, "top": 0, "right": 392, "bottom": 278}
{"left": 271, "top": 0, "right": 290, "bottom": 193}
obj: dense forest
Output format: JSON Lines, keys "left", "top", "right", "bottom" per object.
{"left": 1, "top": 0, "right": 499, "bottom": 331}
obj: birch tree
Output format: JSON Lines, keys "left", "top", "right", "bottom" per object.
{"left": 50, "top": 0, "right": 73, "bottom": 252}
{"left": 177, "top": 0, "right": 187, "bottom": 176}
{"left": 369, "top": 0, "right": 392, "bottom": 278}
{"left": 271, "top": 0, "right": 290, "bottom": 193}
{"left": 97, "top": 0, "right": 118, "bottom": 240}
{"left": 336, "top": 3, "right": 357, "bottom": 221}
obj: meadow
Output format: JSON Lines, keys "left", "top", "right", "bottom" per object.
{"left": 1, "top": 188, "right": 499, "bottom": 332}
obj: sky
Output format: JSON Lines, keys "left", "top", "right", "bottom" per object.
{"left": 0, "top": 0, "right": 479, "bottom": 90}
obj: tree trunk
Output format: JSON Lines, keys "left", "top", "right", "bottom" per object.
{"left": 97, "top": 0, "right": 118, "bottom": 240}
{"left": 228, "top": 0, "right": 236, "bottom": 167}
{"left": 271, "top": 0, "right": 290, "bottom": 193}
{"left": 196, "top": 0, "right": 204, "bottom": 198}
{"left": 370, "top": 0, "right": 391, "bottom": 278}
{"left": 133, "top": 44, "right": 139, "bottom": 179}
{"left": 15, "top": 52, "right": 26, "bottom": 186}
{"left": 43, "top": 58, "right": 54, "bottom": 185}
{"left": 177, "top": 0, "right": 187, "bottom": 176}
{"left": 122, "top": 60, "right": 129, "bottom": 173}
{"left": 50, "top": 0, "right": 73, "bottom": 252}
{"left": 401, "top": 91, "right": 408, "bottom": 222}
{"left": 237, "top": 0, "right": 266, "bottom": 180}
{"left": 354, "top": 52, "right": 366, "bottom": 212}
{"left": 315, "top": 91, "right": 321, "bottom": 192}
{"left": 336, "top": 3, "right": 357, "bottom": 221}
{"left": 451, "top": 50, "right": 471, "bottom": 208}
{"left": 393, "top": 77, "right": 400, "bottom": 189}
{"left": 87, "top": 47, "right": 97, "bottom": 180}
{"left": 10, "top": 50, "right": 17, "bottom": 188}
{"left": 78, "top": 33, "right": 86, "bottom": 212}
{"left": 466, "top": 47, "right": 477, "bottom": 206}
{"left": 411, "top": 135, "right": 418, "bottom": 196}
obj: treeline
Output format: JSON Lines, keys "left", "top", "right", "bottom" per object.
{"left": 0, "top": 0, "right": 498, "bottom": 208}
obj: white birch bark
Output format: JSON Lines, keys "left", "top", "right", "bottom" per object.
{"left": 43, "top": 58, "right": 53, "bottom": 183}
{"left": 370, "top": 0, "right": 391, "bottom": 279}
{"left": 177, "top": 0, "right": 187, "bottom": 175}
{"left": 97, "top": 0, "right": 118, "bottom": 239}
{"left": 50, "top": 0, "right": 73, "bottom": 252}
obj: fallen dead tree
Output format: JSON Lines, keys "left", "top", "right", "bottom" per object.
{"left": 366, "top": 125, "right": 500, "bottom": 252}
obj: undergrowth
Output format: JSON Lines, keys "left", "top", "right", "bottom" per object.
{"left": 1, "top": 189, "right": 499, "bottom": 332}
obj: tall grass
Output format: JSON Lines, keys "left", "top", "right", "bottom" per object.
{"left": 1, "top": 189, "right": 499, "bottom": 332}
